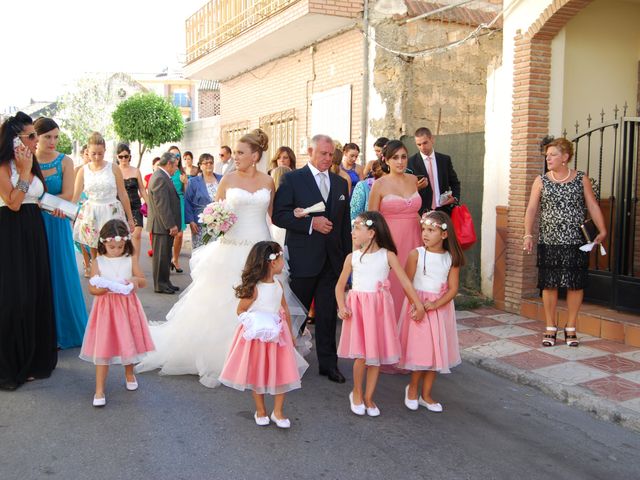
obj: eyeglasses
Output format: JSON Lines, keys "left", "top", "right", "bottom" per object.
{"left": 18, "top": 133, "right": 38, "bottom": 141}
{"left": 200, "top": 161, "right": 214, "bottom": 166}
{"left": 117, "top": 154, "right": 131, "bottom": 160}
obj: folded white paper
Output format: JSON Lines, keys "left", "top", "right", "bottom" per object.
{"left": 579, "top": 242, "right": 606, "bottom": 255}
{"left": 89, "top": 275, "right": 134, "bottom": 295}
{"left": 302, "top": 201, "right": 325, "bottom": 215}
{"left": 40, "top": 192, "right": 78, "bottom": 221}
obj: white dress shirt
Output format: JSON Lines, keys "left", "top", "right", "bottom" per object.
{"left": 306, "top": 162, "right": 330, "bottom": 234}
{"left": 421, "top": 151, "right": 441, "bottom": 208}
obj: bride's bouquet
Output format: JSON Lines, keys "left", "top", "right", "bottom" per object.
{"left": 198, "top": 200, "right": 238, "bottom": 245}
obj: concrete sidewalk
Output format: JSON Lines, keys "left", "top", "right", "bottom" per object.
{"left": 457, "top": 306, "right": 640, "bottom": 432}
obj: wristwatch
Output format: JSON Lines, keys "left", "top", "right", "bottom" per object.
{"left": 16, "top": 179, "right": 29, "bottom": 193}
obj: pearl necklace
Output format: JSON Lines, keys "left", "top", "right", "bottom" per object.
{"left": 550, "top": 168, "right": 571, "bottom": 183}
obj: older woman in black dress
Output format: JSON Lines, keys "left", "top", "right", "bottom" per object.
{"left": 0, "top": 112, "right": 57, "bottom": 390}
{"left": 524, "top": 138, "right": 606, "bottom": 347}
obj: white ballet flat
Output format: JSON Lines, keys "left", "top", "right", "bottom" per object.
{"left": 404, "top": 385, "right": 418, "bottom": 411}
{"left": 270, "top": 412, "right": 291, "bottom": 429}
{"left": 254, "top": 412, "right": 270, "bottom": 426}
{"left": 418, "top": 397, "right": 443, "bottom": 412}
{"left": 366, "top": 405, "right": 380, "bottom": 417}
{"left": 349, "top": 392, "right": 365, "bottom": 416}
{"left": 93, "top": 395, "right": 106, "bottom": 407}
{"left": 125, "top": 379, "right": 138, "bottom": 391}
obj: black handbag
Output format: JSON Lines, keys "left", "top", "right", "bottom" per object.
{"left": 580, "top": 218, "right": 599, "bottom": 243}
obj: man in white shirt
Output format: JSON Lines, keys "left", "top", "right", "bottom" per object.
{"left": 214, "top": 145, "right": 235, "bottom": 176}
{"left": 407, "top": 127, "right": 461, "bottom": 216}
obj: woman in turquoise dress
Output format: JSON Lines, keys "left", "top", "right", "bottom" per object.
{"left": 35, "top": 118, "right": 88, "bottom": 349}
{"left": 168, "top": 146, "right": 187, "bottom": 272}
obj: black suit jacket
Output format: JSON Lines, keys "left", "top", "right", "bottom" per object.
{"left": 273, "top": 165, "right": 352, "bottom": 278}
{"left": 407, "top": 151, "right": 461, "bottom": 215}
{"left": 147, "top": 169, "right": 181, "bottom": 234}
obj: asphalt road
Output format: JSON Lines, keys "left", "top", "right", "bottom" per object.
{"left": 1, "top": 240, "right": 639, "bottom": 480}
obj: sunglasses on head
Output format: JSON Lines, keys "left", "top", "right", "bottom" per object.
{"left": 117, "top": 154, "right": 131, "bottom": 160}
{"left": 18, "top": 132, "right": 38, "bottom": 141}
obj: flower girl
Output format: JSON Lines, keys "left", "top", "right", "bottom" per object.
{"left": 336, "top": 211, "right": 425, "bottom": 417}
{"left": 398, "top": 211, "right": 465, "bottom": 413}
{"left": 219, "top": 241, "right": 308, "bottom": 428}
{"left": 80, "top": 219, "right": 155, "bottom": 407}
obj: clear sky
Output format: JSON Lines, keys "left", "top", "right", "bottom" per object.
{"left": 0, "top": 0, "right": 205, "bottom": 112}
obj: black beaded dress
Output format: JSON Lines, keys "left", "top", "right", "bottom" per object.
{"left": 536, "top": 170, "right": 589, "bottom": 289}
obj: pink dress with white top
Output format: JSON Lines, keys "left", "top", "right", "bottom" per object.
{"left": 219, "top": 281, "right": 308, "bottom": 395}
{"left": 398, "top": 248, "right": 460, "bottom": 373}
{"left": 80, "top": 256, "right": 155, "bottom": 365}
{"left": 337, "top": 248, "right": 401, "bottom": 366}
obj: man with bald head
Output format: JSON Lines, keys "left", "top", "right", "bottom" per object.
{"left": 273, "top": 134, "right": 351, "bottom": 383}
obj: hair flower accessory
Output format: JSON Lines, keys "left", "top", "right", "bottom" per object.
{"left": 99, "top": 235, "right": 131, "bottom": 243}
{"left": 351, "top": 218, "right": 374, "bottom": 228}
{"left": 420, "top": 217, "right": 447, "bottom": 230}
{"left": 268, "top": 251, "right": 284, "bottom": 261}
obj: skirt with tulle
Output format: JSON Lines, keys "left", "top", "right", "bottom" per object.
{"left": 337, "top": 286, "right": 401, "bottom": 366}
{"left": 397, "top": 290, "right": 460, "bottom": 373}
{"left": 219, "top": 316, "right": 308, "bottom": 395}
{"left": 80, "top": 292, "right": 155, "bottom": 365}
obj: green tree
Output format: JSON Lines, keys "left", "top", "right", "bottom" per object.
{"left": 57, "top": 130, "right": 73, "bottom": 155}
{"left": 112, "top": 92, "right": 184, "bottom": 167}
{"left": 57, "top": 75, "right": 117, "bottom": 144}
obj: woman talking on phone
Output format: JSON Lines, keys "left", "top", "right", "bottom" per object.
{"left": 0, "top": 112, "right": 57, "bottom": 390}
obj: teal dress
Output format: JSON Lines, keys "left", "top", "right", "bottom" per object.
{"left": 41, "top": 154, "right": 88, "bottom": 349}
{"left": 171, "top": 170, "right": 186, "bottom": 231}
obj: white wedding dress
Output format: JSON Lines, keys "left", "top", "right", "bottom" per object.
{"left": 137, "top": 187, "right": 289, "bottom": 387}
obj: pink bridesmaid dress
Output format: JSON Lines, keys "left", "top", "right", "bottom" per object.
{"left": 379, "top": 192, "right": 422, "bottom": 317}
{"left": 398, "top": 248, "right": 461, "bottom": 373}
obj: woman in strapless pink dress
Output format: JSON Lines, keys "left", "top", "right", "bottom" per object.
{"left": 368, "top": 140, "right": 422, "bottom": 318}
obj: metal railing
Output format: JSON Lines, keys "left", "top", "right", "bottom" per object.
{"left": 186, "top": 0, "right": 299, "bottom": 64}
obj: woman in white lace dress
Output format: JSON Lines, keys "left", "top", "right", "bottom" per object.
{"left": 73, "top": 132, "right": 134, "bottom": 257}
{"left": 136, "top": 129, "right": 278, "bottom": 387}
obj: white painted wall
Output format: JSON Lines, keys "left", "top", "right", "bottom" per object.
{"left": 480, "top": 0, "right": 552, "bottom": 296}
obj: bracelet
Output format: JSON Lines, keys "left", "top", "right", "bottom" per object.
{"left": 523, "top": 234, "right": 533, "bottom": 239}
{"left": 16, "top": 179, "right": 29, "bottom": 193}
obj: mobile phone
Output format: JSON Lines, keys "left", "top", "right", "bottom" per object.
{"left": 13, "top": 137, "right": 22, "bottom": 150}
{"left": 416, "top": 175, "right": 425, "bottom": 180}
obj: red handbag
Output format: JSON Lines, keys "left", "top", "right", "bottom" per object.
{"left": 451, "top": 204, "right": 476, "bottom": 250}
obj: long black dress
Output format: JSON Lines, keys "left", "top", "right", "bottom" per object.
{"left": 0, "top": 164, "right": 57, "bottom": 390}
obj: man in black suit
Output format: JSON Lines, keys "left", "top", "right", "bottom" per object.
{"left": 407, "top": 127, "right": 461, "bottom": 216}
{"left": 147, "top": 152, "right": 181, "bottom": 294}
{"left": 273, "top": 134, "right": 352, "bottom": 383}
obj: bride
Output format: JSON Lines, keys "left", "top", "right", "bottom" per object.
{"left": 136, "top": 130, "right": 280, "bottom": 387}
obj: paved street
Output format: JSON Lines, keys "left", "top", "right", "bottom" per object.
{"left": 2, "top": 239, "right": 640, "bottom": 480}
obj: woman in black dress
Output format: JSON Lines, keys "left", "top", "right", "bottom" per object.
{"left": 524, "top": 138, "right": 606, "bottom": 347}
{"left": 0, "top": 112, "right": 57, "bottom": 390}
{"left": 116, "top": 143, "right": 148, "bottom": 256}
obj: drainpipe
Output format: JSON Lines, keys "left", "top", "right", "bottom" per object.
{"left": 360, "top": 0, "right": 369, "bottom": 164}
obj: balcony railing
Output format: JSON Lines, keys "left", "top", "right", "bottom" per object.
{"left": 186, "top": 0, "right": 299, "bottom": 64}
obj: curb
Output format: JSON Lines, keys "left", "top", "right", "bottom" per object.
{"left": 461, "top": 351, "right": 640, "bottom": 434}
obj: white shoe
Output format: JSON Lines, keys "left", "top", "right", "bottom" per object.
{"left": 270, "top": 412, "right": 291, "bottom": 429}
{"left": 254, "top": 412, "right": 270, "bottom": 426}
{"left": 418, "top": 397, "right": 443, "bottom": 412}
{"left": 125, "top": 379, "right": 138, "bottom": 391}
{"left": 349, "top": 392, "right": 365, "bottom": 416}
{"left": 404, "top": 385, "right": 418, "bottom": 411}
{"left": 93, "top": 395, "right": 106, "bottom": 407}
{"left": 366, "top": 405, "right": 380, "bottom": 417}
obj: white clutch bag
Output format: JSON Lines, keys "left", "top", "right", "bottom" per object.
{"left": 301, "top": 201, "right": 325, "bottom": 215}
{"left": 40, "top": 192, "right": 78, "bottom": 221}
